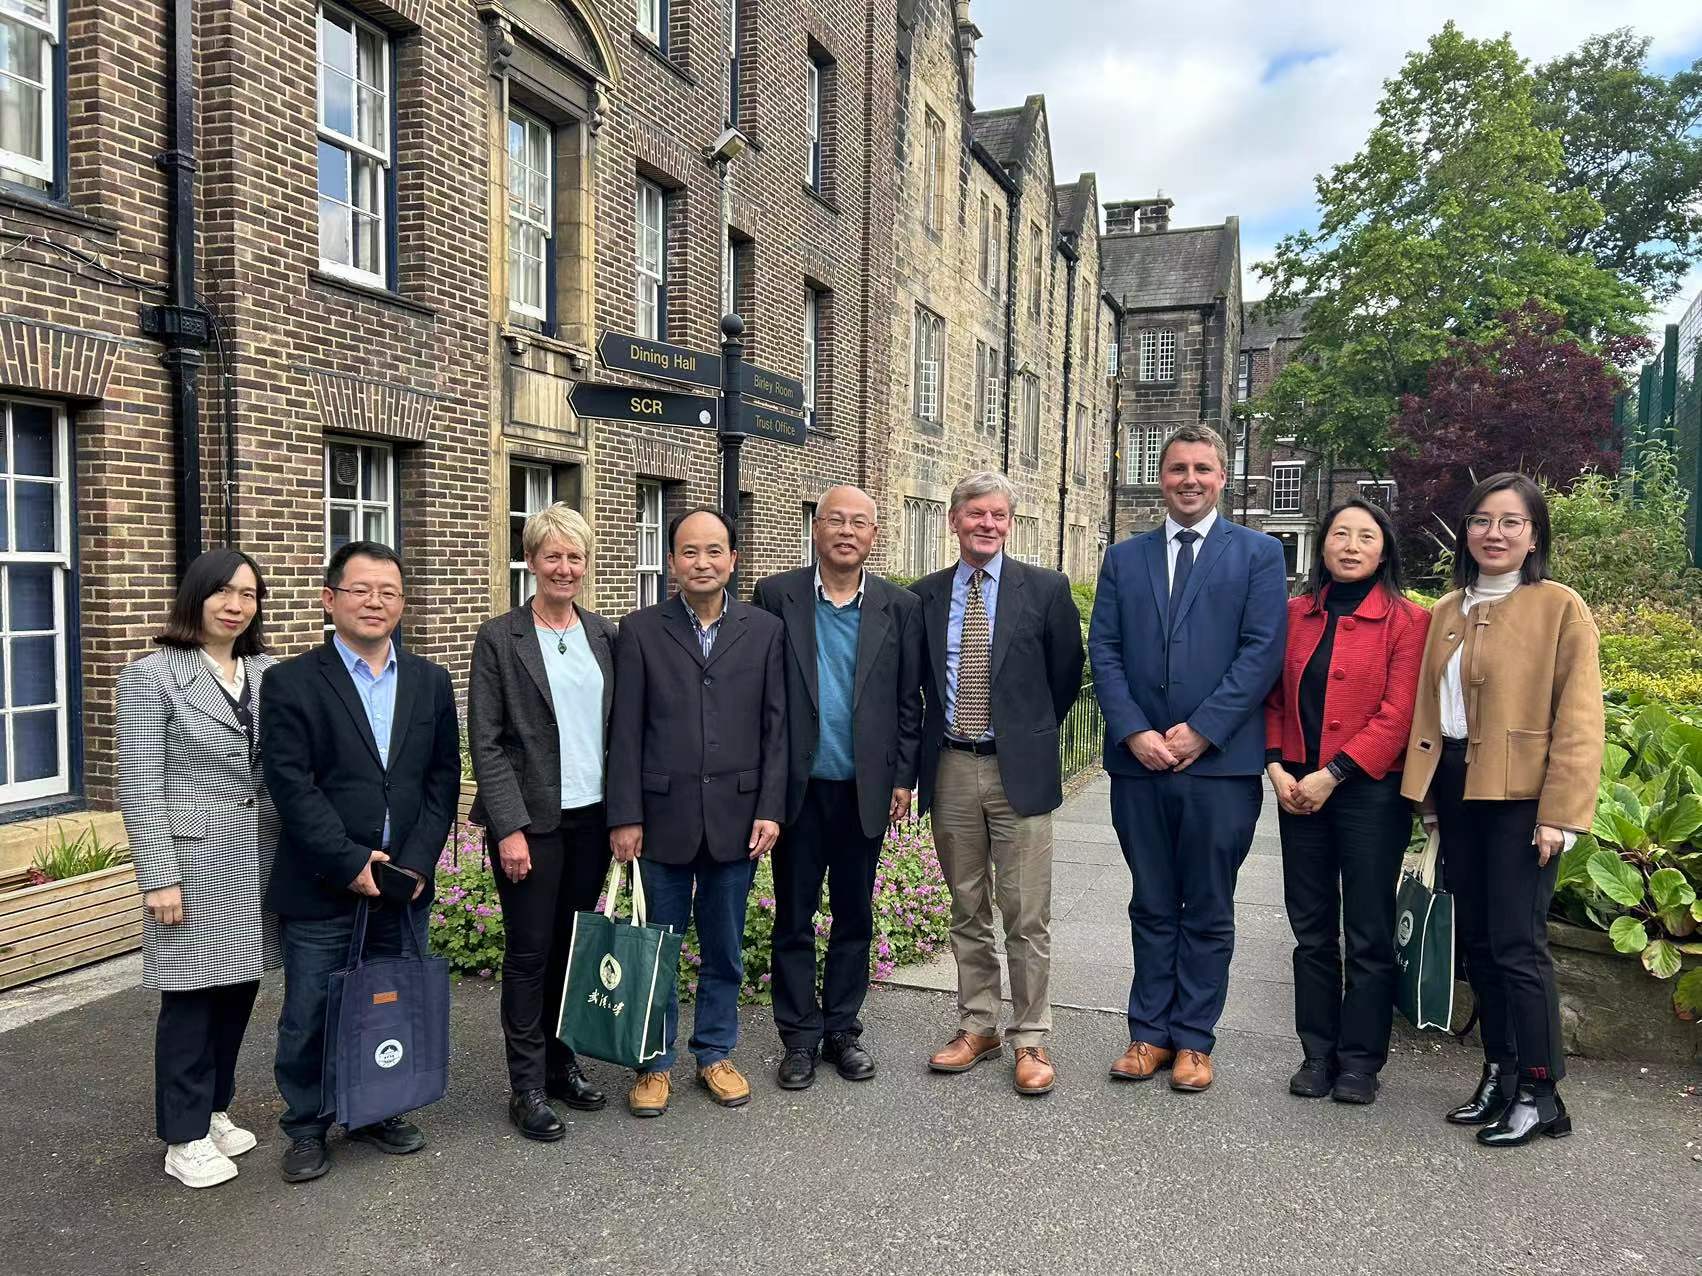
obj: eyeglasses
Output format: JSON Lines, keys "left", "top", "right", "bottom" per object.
{"left": 815, "top": 515, "right": 876, "bottom": 531}
{"left": 332, "top": 585, "right": 405, "bottom": 604}
{"left": 1464, "top": 514, "right": 1531, "bottom": 538}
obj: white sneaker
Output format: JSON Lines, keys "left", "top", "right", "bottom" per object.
{"left": 208, "top": 1111, "right": 257, "bottom": 1158}
{"left": 164, "top": 1136, "right": 239, "bottom": 1189}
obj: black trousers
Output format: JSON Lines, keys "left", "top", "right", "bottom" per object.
{"left": 1277, "top": 764, "right": 1410, "bottom": 1074}
{"left": 489, "top": 803, "right": 611, "bottom": 1091}
{"left": 1433, "top": 743, "right": 1565, "bottom": 1081}
{"left": 155, "top": 979, "right": 260, "bottom": 1143}
{"left": 771, "top": 778, "right": 883, "bottom": 1049}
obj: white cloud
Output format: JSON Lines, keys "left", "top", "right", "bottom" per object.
{"left": 967, "top": 0, "right": 1702, "bottom": 328}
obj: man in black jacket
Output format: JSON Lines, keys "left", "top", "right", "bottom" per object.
{"left": 262, "top": 541, "right": 460, "bottom": 1183}
{"left": 607, "top": 508, "right": 786, "bottom": 1118}
{"left": 753, "top": 485, "right": 924, "bottom": 1090}
{"left": 913, "top": 473, "right": 1084, "bottom": 1097}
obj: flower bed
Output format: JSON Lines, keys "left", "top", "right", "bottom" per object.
{"left": 429, "top": 817, "right": 953, "bottom": 1007}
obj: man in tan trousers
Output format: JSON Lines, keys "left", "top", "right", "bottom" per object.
{"left": 910, "top": 472, "right": 1085, "bottom": 1095}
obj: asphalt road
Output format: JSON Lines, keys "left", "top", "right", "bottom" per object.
{"left": 1, "top": 975, "right": 1697, "bottom": 1276}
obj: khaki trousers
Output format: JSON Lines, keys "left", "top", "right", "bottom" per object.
{"left": 931, "top": 748, "right": 1054, "bottom": 1047}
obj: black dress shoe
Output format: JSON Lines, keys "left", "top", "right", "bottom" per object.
{"left": 1331, "top": 1071, "right": 1379, "bottom": 1105}
{"left": 778, "top": 1046, "right": 817, "bottom": 1090}
{"left": 1477, "top": 1088, "right": 1571, "bottom": 1147}
{"left": 824, "top": 1032, "right": 876, "bottom": 1081}
{"left": 1446, "top": 1062, "right": 1515, "bottom": 1126}
{"left": 281, "top": 1135, "right": 329, "bottom": 1183}
{"left": 347, "top": 1115, "right": 426, "bottom": 1155}
{"left": 1288, "top": 1058, "right": 1335, "bottom": 1098}
{"left": 546, "top": 1058, "right": 607, "bottom": 1112}
{"left": 509, "top": 1089, "right": 566, "bottom": 1142}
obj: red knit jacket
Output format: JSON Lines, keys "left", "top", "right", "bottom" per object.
{"left": 1263, "top": 585, "right": 1431, "bottom": 779}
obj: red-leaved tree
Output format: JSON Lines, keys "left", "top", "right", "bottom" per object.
{"left": 1390, "top": 300, "right": 1647, "bottom": 563}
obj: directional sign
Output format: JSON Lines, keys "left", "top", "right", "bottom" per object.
{"left": 738, "top": 361, "right": 807, "bottom": 413}
{"left": 569, "top": 382, "right": 716, "bottom": 430}
{"left": 740, "top": 404, "right": 808, "bottom": 447}
{"left": 597, "top": 331, "right": 722, "bottom": 390}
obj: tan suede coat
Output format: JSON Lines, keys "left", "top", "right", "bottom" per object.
{"left": 1401, "top": 579, "right": 1603, "bottom": 832}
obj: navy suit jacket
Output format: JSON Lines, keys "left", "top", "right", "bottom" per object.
{"left": 1088, "top": 517, "right": 1288, "bottom": 779}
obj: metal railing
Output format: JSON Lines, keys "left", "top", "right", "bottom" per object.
{"left": 1059, "top": 674, "right": 1104, "bottom": 782}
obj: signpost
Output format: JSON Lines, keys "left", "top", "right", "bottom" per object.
{"left": 585, "top": 318, "right": 809, "bottom": 594}
{"left": 743, "top": 404, "right": 807, "bottom": 447}
{"left": 737, "top": 361, "right": 807, "bottom": 414}
{"left": 597, "top": 331, "right": 721, "bottom": 390}
{"left": 566, "top": 383, "right": 716, "bottom": 431}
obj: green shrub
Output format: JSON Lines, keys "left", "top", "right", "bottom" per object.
{"left": 1596, "top": 606, "right": 1702, "bottom": 706}
{"left": 431, "top": 817, "right": 954, "bottom": 1008}
{"left": 1551, "top": 698, "right": 1702, "bottom": 1020}
{"left": 1548, "top": 448, "right": 1702, "bottom": 618}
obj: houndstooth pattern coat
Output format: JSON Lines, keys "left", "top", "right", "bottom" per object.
{"left": 116, "top": 647, "right": 282, "bottom": 991}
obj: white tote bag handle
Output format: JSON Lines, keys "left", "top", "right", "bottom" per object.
{"left": 1416, "top": 829, "right": 1442, "bottom": 890}
{"left": 598, "top": 857, "right": 649, "bottom": 928}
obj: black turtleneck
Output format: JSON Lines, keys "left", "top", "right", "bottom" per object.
{"left": 1295, "top": 576, "right": 1375, "bottom": 778}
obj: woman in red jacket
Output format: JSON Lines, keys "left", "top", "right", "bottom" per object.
{"left": 1265, "top": 498, "right": 1429, "bottom": 1105}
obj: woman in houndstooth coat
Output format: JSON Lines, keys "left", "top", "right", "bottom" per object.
{"left": 116, "top": 548, "right": 280, "bottom": 1190}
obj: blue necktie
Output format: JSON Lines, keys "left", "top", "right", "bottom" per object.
{"left": 1168, "top": 529, "right": 1199, "bottom": 629}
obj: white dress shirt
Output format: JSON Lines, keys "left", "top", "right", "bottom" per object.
{"left": 1163, "top": 508, "right": 1218, "bottom": 590}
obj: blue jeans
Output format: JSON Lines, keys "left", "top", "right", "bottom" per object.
{"left": 274, "top": 902, "right": 427, "bottom": 1139}
{"left": 641, "top": 848, "right": 755, "bottom": 1072}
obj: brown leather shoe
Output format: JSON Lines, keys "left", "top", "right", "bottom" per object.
{"left": 1109, "top": 1040, "right": 1175, "bottom": 1081}
{"left": 1171, "top": 1049, "right": 1214, "bottom": 1092}
{"left": 628, "top": 1071, "right": 671, "bottom": 1117}
{"left": 928, "top": 1030, "right": 1002, "bottom": 1073}
{"left": 1013, "top": 1046, "right": 1055, "bottom": 1095}
{"left": 697, "top": 1059, "right": 752, "bottom": 1107}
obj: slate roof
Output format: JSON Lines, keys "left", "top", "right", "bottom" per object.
{"left": 970, "top": 104, "right": 1031, "bottom": 171}
{"left": 1099, "top": 221, "right": 1238, "bottom": 310}
{"left": 1241, "top": 298, "right": 1314, "bottom": 349}
{"left": 1054, "top": 180, "right": 1089, "bottom": 231}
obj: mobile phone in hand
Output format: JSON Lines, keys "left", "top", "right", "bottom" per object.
{"left": 374, "top": 859, "right": 417, "bottom": 904}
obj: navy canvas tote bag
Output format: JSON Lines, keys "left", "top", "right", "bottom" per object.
{"left": 321, "top": 900, "right": 450, "bottom": 1130}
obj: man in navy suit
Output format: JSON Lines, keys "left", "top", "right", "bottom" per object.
{"left": 1089, "top": 423, "right": 1287, "bottom": 1093}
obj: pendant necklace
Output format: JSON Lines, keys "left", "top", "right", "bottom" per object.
{"left": 532, "top": 605, "right": 573, "bottom": 654}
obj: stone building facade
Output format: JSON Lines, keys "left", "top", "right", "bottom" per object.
{"left": 0, "top": 0, "right": 898, "bottom": 831}
{"left": 1100, "top": 197, "right": 1243, "bottom": 541}
{"left": 879, "top": 0, "right": 1112, "bottom": 583}
{"left": 1235, "top": 300, "right": 1392, "bottom": 581}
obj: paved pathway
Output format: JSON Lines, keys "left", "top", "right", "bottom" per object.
{"left": 890, "top": 773, "right": 1297, "bottom": 1043}
{"left": 1, "top": 772, "right": 1699, "bottom": 1275}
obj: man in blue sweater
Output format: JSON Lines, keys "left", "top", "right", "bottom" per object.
{"left": 753, "top": 486, "right": 925, "bottom": 1090}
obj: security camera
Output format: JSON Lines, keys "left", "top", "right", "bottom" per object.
{"left": 705, "top": 127, "right": 749, "bottom": 164}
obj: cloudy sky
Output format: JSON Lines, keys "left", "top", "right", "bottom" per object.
{"left": 969, "top": 1, "right": 1702, "bottom": 337}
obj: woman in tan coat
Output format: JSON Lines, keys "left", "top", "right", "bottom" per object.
{"left": 1402, "top": 473, "right": 1602, "bottom": 1148}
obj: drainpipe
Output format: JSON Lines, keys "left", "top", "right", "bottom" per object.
{"left": 1000, "top": 184, "right": 1019, "bottom": 474}
{"left": 1106, "top": 298, "right": 1123, "bottom": 542}
{"left": 140, "top": 0, "right": 211, "bottom": 575}
{"left": 1055, "top": 233, "right": 1079, "bottom": 570}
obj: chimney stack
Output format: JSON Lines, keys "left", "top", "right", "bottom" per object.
{"left": 955, "top": 2, "right": 981, "bottom": 103}
{"left": 1106, "top": 194, "right": 1176, "bottom": 235}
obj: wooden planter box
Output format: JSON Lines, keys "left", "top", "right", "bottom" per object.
{"left": 0, "top": 863, "right": 142, "bottom": 992}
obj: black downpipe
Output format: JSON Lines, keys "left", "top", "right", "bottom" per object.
{"left": 1107, "top": 305, "right": 1122, "bottom": 541}
{"left": 1000, "top": 189, "right": 1019, "bottom": 474}
{"left": 1056, "top": 238, "right": 1078, "bottom": 569}
{"left": 146, "top": 0, "right": 210, "bottom": 575}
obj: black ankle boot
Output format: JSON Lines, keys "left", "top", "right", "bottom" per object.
{"left": 546, "top": 1054, "right": 607, "bottom": 1112}
{"left": 1445, "top": 1062, "right": 1514, "bottom": 1126}
{"left": 1477, "top": 1087, "right": 1571, "bottom": 1147}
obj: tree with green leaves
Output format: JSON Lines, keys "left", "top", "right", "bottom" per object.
{"left": 1255, "top": 23, "right": 1648, "bottom": 470}
{"left": 1534, "top": 29, "right": 1702, "bottom": 304}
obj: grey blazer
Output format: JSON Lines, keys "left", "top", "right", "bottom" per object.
{"left": 115, "top": 646, "right": 282, "bottom": 991}
{"left": 468, "top": 603, "right": 616, "bottom": 841}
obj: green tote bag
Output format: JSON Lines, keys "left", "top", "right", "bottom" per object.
{"left": 556, "top": 860, "right": 680, "bottom": 1070}
{"left": 1394, "top": 830, "right": 1455, "bottom": 1031}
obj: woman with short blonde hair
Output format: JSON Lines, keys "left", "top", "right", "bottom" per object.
{"left": 468, "top": 502, "right": 617, "bottom": 1142}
